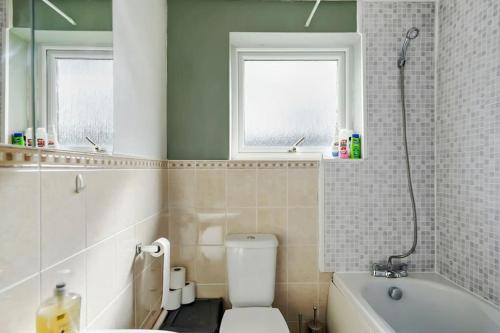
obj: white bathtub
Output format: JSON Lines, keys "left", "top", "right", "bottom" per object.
{"left": 327, "top": 272, "right": 500, "bottom": 333}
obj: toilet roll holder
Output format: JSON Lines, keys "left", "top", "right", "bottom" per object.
{"left": 135, "top": 243, "right": 161, "bottom": 255}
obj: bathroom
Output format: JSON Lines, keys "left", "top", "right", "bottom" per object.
{"left": 0, "top": 0, "right": 499, "bottom": 332}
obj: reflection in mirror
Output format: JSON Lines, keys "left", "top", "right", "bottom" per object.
{"left": 2, "top": 0, "right": 34, "bottom": 147}
{"left": 32, "top": 0, "right": 113, "bottom": 152}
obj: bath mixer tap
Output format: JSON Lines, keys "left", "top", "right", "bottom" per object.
{"left": 372, "top": 262, "right": 408, "bottom": 278}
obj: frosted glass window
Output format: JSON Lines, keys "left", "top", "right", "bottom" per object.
{"left": 48, "top": 52, "right": 113, "bottom": 150}
{"left": 243, "top": 60, "right": 337, "bottom": 148}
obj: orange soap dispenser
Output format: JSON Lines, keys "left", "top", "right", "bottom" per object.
{"left": 36, "top": 282, "right": 81, "bottom": 333}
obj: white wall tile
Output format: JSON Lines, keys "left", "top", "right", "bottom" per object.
{"left": 0, "top": 169, "right": 40, "bottom": 290}
{"left": 112, "top": 284, "right": 135, "bottom": 329}
{"left": 86, "top": 170, "right": 120, "bottom": 246}
{"left": 115, "top": 227, "right": 136, "bottom": 293}
{"left": 86, "top": 238, "right": 117, "bottom": 323}
{"left": 0, "top": 275, "right": 40, "bottom": 333}
{"left": 113, "top": 170, "right": 141, "bottom": 230}
{"left": 41, "top": 170, "right": 86, "bottom": 268}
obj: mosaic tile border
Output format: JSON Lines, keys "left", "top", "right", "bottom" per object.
{"left": 0, "top": 145, "right": 168, "bottom": 169}
{"left": 0, "top": 145, "right": 320, "bottom": 170}
{"left": 169, "top": 160, "right": 319, "bottom": 169}
{"left": 0, "top": 145, "right": 39, "bottom": 168}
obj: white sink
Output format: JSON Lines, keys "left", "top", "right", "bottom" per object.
{"left": 87, "top": 330, "right": 176, "bottom": 333}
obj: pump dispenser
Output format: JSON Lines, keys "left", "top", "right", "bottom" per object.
{"left": 36, "top": 283, "right": 81, "bottom": 333}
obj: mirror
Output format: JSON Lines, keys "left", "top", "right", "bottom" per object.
{"left": 2, "top": 0, "right": 113, "bottom": 152}
{"left": 2, "top": 0, "right": 33, "bottom": 147}
{"left": 34, "top": 0, "right": 113, "bottom": 152}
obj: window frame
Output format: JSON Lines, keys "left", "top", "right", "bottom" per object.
{"left": 234, "top": 50, "right": 347, "bottom": 156}
{"left": 230, "top": 34, "right": 357, "bottom": 160}
{"left": 41, "top": 46, "right": 113, "bottom": 151}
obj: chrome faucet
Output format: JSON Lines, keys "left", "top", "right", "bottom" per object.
{"left": 288, "top": 136, "right": 305, "bottom": 153}
{"left": 372, "top": 262, "right": 408, "bottom": 278}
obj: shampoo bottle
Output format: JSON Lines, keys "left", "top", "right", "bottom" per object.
{"left": 36, "top": 283, "right": 81, "bottom": 333}
{"left": 351, "top": 133, "right": 361, "bottom": 159}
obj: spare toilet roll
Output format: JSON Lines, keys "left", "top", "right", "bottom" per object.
{"left": 181, "top": 281, "right": 196, "bottom": 304}
{"left": 170, "top": 266, "right": 186, "bottom": 290}
{"left": 165, "top": 288, "right": 181, "bottom": 310}
{"left": 149, "top": 238, "right": 171, "bottom": 310}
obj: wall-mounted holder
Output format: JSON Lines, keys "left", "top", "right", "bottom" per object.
{"left": 135, "top": 242, "right": 161, "bottom": 255}
{"left": 75, "top": 174, "right": 86, "bottom": 193}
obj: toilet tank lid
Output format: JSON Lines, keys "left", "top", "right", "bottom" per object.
{"left": 225, "top": 234, "right": 278, "bottom": 248}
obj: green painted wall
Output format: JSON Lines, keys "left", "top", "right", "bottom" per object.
{"left": 167, "top": 0, "right": 357, "bottom": 160}
{"left": 14, "top": 0, "right": 112, "bottom": 31}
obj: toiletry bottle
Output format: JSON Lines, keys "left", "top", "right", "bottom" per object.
{"left": 25, "top": 128, "right": 33, "bottom": 147}
{"left": 11, "top": 132, "right": 25, "bottom": 146}
{"left": 47, "top": 126, "right": 58, "bottom": 148}
{"left": 351, "top": 133, "right": 361, "bottom": 159}
{"left": 339, "top": 129, "right": 353, "bottom": 159}
{"left": 339, "top": 138, "right": 349, "bottom": 159}
{"left": 331, "top": 125, "right": 339, "bottom": 158}
{"left": 36, "top": 283, "right": 81, "bottom": 333}
{"left": 36, "top": 128, "right": 47, "bottom": 148}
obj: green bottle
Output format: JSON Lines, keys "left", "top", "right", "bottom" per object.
{"left": 11, "top": 132, "right": 25, "bottom": 146}
{"left": 351, "top": 134, "right": 361, "bottom": 159}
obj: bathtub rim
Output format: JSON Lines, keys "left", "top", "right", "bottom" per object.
{"left": 332, "top": 272, "right": 500, "bottom": 333}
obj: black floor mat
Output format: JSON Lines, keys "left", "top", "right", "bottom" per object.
{"left": 159, "top": 298, "right": 224, "bottom": 333}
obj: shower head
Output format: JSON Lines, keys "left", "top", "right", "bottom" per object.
{"left": 406, "top": 27, "right": 419, "bottom": 39}
{"left": 398, "top": 27, "right": 420, "bottom": 68}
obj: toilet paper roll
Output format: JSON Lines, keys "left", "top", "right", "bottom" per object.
{"left": 166, "top": 288, "right": 181, "bottom": 311}
{"left": 170, "top": 266, "right": 186, "bottom": 290}
{"left": 150, "top": 238, "right": 169, "bottom": 258}
{"left": 149, "top": 238, "right": 171, "bottom": 310}
{"left": 181, "top": 281, "right": 196, "bottom": 304}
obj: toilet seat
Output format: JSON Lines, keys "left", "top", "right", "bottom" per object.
{"left": 220, "top": 307, "right": 289, "bottom": 333}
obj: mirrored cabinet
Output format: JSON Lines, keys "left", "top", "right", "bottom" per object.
{"left": 2, "top": 0, "right": 113, "bottom": 153}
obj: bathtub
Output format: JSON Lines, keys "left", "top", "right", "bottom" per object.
{"left": 327, "top": 272, "right": 500, "bottom": 333}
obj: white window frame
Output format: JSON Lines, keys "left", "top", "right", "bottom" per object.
{"left": 234, "top": 50, "right": 347, "bottom": 156}
{"left": 40, "top": 45, "right": 113, "bottom": 151}
{"left": 230, "top": 32, "right": 362, "bottom": 160}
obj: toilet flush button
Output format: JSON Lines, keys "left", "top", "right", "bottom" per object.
{"left": 247, "top": 236, "right": 256, "bottom": 240}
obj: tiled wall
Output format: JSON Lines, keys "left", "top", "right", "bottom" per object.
{"left": 323, "top": 1, "right": 436, "bottom": 272}
{"left": 436, "top": 0, "right": 500, "bottom": 306}
{"left": 0, "top": 146, "right": 169, "bottom": 332}
{"left": 0, "top": 0, "right": 5, "bottom": 141}
{"left": 167, "top": 160, "right": 328, "bottom": 332}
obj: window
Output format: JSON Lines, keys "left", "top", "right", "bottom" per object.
{"left": 230, "top": 33, "right": 362, "bottom": 160}
{"left": 241, "top": 53, "right": 344, "bottom": 150}
{"left": 46, "top": 49, "right": 113, "bottom": 151}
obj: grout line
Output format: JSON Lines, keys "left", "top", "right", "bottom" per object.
{"left": 86, "top": 281, "right": 133, "bottom": 329}
{"left": 0, "top": 272, "right": 41, "bottom": 295}
{"left": 38, "top": 167, "right": 42, "bottom": 307}
{"left": 432, "top": 0, "right": 440, "bottom": 275}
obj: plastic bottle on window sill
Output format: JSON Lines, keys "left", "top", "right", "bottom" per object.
{"left": 36, "top": 128, "right": 47, "bottom": 148}
{"left": 11, "top": 132, "right": 25, "bottom": 146}
{"left": 25, "top": 128, "right": 33, "bottom": 147}
{"left": 339, "top": 128, "right": 353, "bottom": 159}
{"left": 331, "top": 125, "right": 339, "bottom": 157}
{"left": 48, "top": 125, "right": 58, "bottom": 149}
{"left": 351, "top": 133, "right": 361, "bottom": 159}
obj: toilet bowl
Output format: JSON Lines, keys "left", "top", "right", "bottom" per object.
{"left": 220, "top": 307, "right": 288, "bottom": 333}
{"left": 220, "top": 234, "right": 289, "bottom": 333}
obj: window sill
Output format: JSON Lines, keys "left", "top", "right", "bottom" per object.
{"left": 231, "top": 152, "right": 323, "bottom": 161}
{"left": 322, "top": 152, "right": 364, "bottom": 162}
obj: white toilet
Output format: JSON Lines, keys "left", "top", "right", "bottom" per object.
{"left": 220, "top": 234, "right": 289, "bottom": 333}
